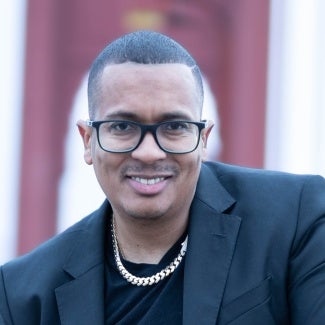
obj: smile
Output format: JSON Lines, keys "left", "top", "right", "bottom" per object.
{"left": 131, "top": 177, "right": 166, "bottom": 185}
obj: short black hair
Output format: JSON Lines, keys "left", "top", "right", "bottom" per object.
{"left": 88, "top": 30, "right": 204, "bottom": 118}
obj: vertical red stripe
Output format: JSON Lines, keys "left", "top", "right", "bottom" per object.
{"left": 18, "top": 0, "right": 60, "bottom": 254}
{"left": 220, "top": 0, "right": 270, "bottom": 167}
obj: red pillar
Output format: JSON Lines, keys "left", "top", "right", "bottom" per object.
{"left": 18, "top": 0, "right": 63, "bottom": 254}
{"left": 219, "top": 0, "right": 270, "bottom": 167}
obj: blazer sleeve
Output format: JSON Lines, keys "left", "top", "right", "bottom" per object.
{"left": 0, "top": 313, "right": 7, "bottom": 325}
{"left": 0, "top": 267, "right": 13, "bottom": 325}
{"left": 288, "top": 175, "right": 325, "bottom": 324}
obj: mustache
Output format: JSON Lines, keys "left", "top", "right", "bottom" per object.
{"left": 120, "top": 163, "right": 179, "bottom": 175}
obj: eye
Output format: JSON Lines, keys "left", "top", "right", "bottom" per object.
{"left": 165, "top": 121, "right": 189, "bottom": 131}
{"left": 109, "top": 121, "right": 137, "bottom": 133}
{"left": 111, "top": 121, "right": 131, "bottom": 131}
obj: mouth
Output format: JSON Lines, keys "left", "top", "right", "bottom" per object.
{"left": 130, "top": 176, "right": 166, "bottom": 185}
{"left": 127, "top": 175, "right": 170, "bottom": 195}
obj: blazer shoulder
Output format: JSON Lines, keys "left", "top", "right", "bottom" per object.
{"left": 202, "top": 162, "right": 325, "bottom": 215}
{"left": 204, "top": 161, "right": 324, "bottom": 188}
{"left": 0, "top": 201, "right": 109, "bottom": 324}
{"left": 1, "top": 201, "right": 109, "bottom": 287}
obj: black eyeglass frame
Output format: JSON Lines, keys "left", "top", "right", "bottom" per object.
{"left": 87, "top": 119, "right": 207, "bottom": 154}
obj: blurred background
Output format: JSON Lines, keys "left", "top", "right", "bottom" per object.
{"left": 1, "top": 0, "right": 324, "bottom": 264}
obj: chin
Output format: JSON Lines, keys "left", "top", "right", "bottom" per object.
{"left": 126, "top": 206, "right": 168, "bottom": 221}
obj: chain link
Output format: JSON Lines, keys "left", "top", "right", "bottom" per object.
{"left": 112, "top": 217, "right": 188, "bottom": 286}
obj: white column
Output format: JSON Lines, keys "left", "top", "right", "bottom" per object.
{"left": 265, "top": 0, "right": 325, "bottom": 176}
{"left": 0, "top": 0, "right": 27, "bottom": 264}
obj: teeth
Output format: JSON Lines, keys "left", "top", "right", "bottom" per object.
{"left": 132, "top": 177, "right": 165, "bottom": 185}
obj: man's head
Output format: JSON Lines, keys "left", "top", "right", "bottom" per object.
{"left": 88, "top": 30, "right": 204, "bottom": 120}
{"left": 78, "top": 31, "right": 213, "bottom": 224}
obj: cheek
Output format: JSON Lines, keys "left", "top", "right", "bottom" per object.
{"left": 91, "top": 137, "right": 110, "bottom": 169}
{"left": 92, "top": 151, "right": 124, "bottom": 185}
{"left": 91, "top": 147, "right": 108, "bottom": 181}
{"left": 179, "top": 153, "right": 202, "bottom": 181}
{"left": 192, "top": 147, "right": 204, "bottom": 166}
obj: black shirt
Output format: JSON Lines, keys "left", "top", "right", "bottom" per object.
{"left": 105, "top": 231, "right": 186, "bottom": 324}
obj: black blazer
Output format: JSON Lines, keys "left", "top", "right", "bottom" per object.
{"left": 1, "top": 162, "right": 325, "bottom": 324}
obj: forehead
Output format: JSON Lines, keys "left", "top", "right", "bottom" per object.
{"left": 102, "top": 62, "right": 195, "bottom": 88}
{"left": 97, "top": 63, "right": 201, "bottom": 120}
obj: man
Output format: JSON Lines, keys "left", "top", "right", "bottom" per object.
{"left": 1, "top": 30, "right": 325, "bottom": 324}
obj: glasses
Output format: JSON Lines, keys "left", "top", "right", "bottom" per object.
{"left": 87, "top": 119, "right": 207, "bottom": 154}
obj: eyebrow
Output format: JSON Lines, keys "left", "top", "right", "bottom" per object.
{"left": 159, "top": 112, "right": 195, "bottom": 121}
{"left": 103, "top": 111, "right": 138, "bottom": 120}
{"left": 103, "top": 110, "right": 195, "bottom": 122}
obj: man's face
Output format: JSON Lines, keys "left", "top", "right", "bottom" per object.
{"left": 79, "top": 63, "right": 211, "bottom": 222}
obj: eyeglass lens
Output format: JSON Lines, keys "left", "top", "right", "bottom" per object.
{"left": 97, "top": 121, "right": 200, "bottom": 153}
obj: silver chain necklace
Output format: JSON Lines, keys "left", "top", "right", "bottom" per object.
{"left": 111, "top": 217, "right": 188, "bottom": 286}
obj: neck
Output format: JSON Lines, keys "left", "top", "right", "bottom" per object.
{"left": 112, "top": 211, "right": 188, "bottom": 264}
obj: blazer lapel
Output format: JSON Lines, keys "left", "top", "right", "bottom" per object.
{"left": 55, "top": 264, "right": 105, "bottom": 325}
{"left": 55, "top": 201, "right": 111, "bottom": 325}
{"left": 183, "top": 164, "right": 241, "bottom": 325}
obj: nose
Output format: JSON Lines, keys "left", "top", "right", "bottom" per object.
{"left": 131, "top": 132, "right": 167, "bottom": 162}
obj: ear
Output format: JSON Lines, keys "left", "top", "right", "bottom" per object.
{"left": 77, "top": 119, "right": 93, "bottom": 165}
{"left": 201, "top": 120, "right": 214, "bottom": 162}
